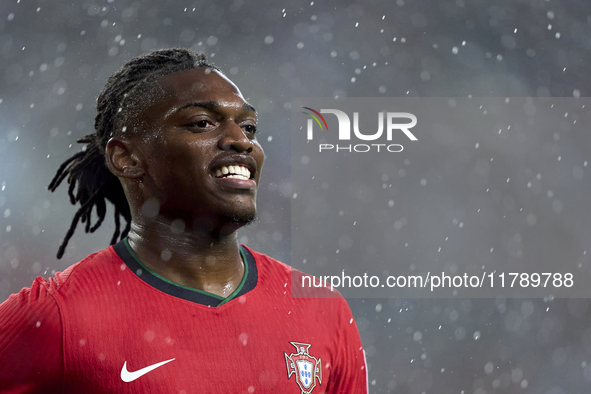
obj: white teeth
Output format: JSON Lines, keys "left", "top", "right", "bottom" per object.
{"left": 216, "top": 165, "right": 251, "bottom": 179}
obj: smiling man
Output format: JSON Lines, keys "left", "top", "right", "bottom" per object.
{"left": 0, "top": 49, "right": 367, "bottom": 393}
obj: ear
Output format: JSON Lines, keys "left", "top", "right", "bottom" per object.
{"left": 105, "top": 137, "right": 145, "bottom": 179}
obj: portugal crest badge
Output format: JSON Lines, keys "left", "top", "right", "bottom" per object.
{"left": 284, "top": 342, "right": 322, "bottom": 394}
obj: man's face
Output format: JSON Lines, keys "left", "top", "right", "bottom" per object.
{"left": 129, "top": 67, "right": 265, "bottom": 231}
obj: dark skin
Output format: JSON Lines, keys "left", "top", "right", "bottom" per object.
{"left": 105, "top": 67, "right": 265, "bottom": 298}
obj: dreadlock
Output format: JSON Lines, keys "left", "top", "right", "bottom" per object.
{"left": 48, "top": 48, "right": 220, "bottom": 259}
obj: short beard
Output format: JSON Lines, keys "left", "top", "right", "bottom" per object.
{"left": 226, "top": 210, "right": 257, "bottom": 228}
{"left": 214, "top": 210, "right": 257, "bottom": 237}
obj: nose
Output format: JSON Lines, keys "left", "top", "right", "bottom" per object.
{"left": 217, "top": 123, "right": 253, "bottom": 153}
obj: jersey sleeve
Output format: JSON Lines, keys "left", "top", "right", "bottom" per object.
{"left": 327, "top": 299, "right": 368, "bottom": 394}
{"left": 0, "top": 277, "right": 64, "bottom": 393}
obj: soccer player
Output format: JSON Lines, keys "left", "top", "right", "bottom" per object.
{"left": 0, "top": 49, "right": 367, "bottom": 393}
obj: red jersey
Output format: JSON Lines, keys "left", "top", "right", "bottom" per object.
{"left": 0, "top": 239, "right": 367, "bottom": 393}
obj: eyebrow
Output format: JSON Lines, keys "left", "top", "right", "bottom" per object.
{"left": 167, "top": 101, "right": 257, "bottom": 118}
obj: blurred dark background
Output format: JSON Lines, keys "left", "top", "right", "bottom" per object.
{"left": 1, "top": 0, "right": 591, "bottom": 392}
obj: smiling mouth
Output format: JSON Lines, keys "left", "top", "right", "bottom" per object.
{"left": 214, "top": 165, "right": 252, "bottom": 181}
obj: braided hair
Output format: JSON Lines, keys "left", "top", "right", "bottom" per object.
{"left": 48, "top": 48, "right": 219, "bottom": 258}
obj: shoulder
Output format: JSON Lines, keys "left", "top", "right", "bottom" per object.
{"left": 0, "top": 266, "right": 69, "bottom": 389}
{"left": 0, "top": 276, "right": 61, "bottom": 334}
{"left": 241, "top": 245, "right": 292, "bottom": 283}
{"left": 242, "top": 245, "right": 347, "bottom": 302}
{"left": 48, "top": 246, "right": 121, "bottom": 292}
{"left": 0, "top": 245, "right": 118, "bottom": 325}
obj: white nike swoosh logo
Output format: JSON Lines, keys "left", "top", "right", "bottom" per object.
{"left": 120, "top": 358, "right": 175, "bottom": 382}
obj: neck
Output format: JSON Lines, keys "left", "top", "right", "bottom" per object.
{"left": 126, "top": 216, "right": 245, "bottom": 298}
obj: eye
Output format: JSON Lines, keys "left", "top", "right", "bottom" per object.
{"left": 243, "top": 124, "right": 258, "bottom": 135}
{"left": 185, "top": 118, "right": 216, "bottom": 131}
{"left": 195, "top": 120, "right": 210, "bottom": 128}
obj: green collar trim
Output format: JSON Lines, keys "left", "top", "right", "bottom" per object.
{"left": 123, "top": 237, "right": 249, "bottom": 303}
